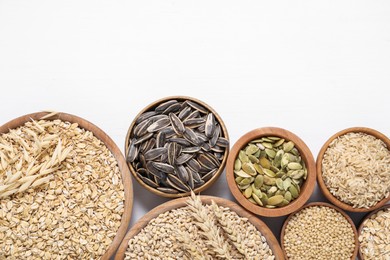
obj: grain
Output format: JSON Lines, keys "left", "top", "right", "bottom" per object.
{"left": 283, "top": 205, "right": 356, "bottom": 260}
{"left": 125, "top": 194, "right": 274, "bottom": 260}
{"left": 359, "top": 208, "right": 390, "bottom": 259}
{"left": 322, "top": 132, "right": 390, "bottom": 208}
{"left": 0, "top": 118, "right": 124, "bottom": 259}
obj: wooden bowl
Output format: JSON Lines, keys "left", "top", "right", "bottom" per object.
{"left": 115, "top": 195, "right": 284, "bottom": 260}
{"left": 226, "top": 127, "right": 316, "bottom": 217}
{"left": 317, "top": 127, "right": 390, "bottom": 212}
{"left": 358, "top": 204, "right": 390, "bottom": 259}
{"left": 125, "top": 96, "right": 229, "bottom": 198}
{"left": 280, "top": 202, "right": 359, "bottom": 260}
{"left": 0, "top": 112, "right": 133, "bottom": 260}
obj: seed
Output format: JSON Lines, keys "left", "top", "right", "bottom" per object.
{"left": 254, "top": 175, "right": 263, "bottom": 188}
{"left": 244, "top": 186, "right": 252, "bottom": 198}
{"left": 283, "top": 141, "right": 295, "bottom": 152}
{"left": 267, "top": 195, "right": 284, "bottom": 206}
{"left": 169, "top": 113, "right": 185, "bottom": 135}
{"left": 252, "top": 193, "right": 263, "bottom": 206}
{"left": 147, "top": 118, "right": 171, "bottom": 132}
{"left": 245, "top": 144, "right": 259, "bottom": 155}
{"left": 242, "top": 162, "right": 256, "bottom": 176}
{"left": 288, "top": 162, "right": 303, "bottom": 170}
{"left": 144, "top": 147, "right": 167, "bottom": 161}
{"left": 205, "top": 113, "right": 216, "bottom": 138}
{"left": 289, "top": 185, "right": 299, "bottom": 199}
{"left": 234, "top": 159, "right": 241, "bottom": 172}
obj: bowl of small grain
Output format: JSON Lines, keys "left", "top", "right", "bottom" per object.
{"left": 125, "top": 96, "right": 229, "bottom": 198}
{"left": 115, "top": 193, "right": 284, "bottom": 260}
{"left": 226, "top": 127, "right": 316, "bottom": 217}
{"left": 0, "top": 112, "right": 133, "bottom": 259}
{"left": 358, "top": 204, "right": 390, "bottom": 259}
{"left": 317, "top": 127, "right": 390, "bottom": 212}
{"left": 280, "top": 202, "right": 359, "bottom": 259}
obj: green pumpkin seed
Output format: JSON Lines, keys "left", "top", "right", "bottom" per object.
{"left": 263, "top": 168, "right": 276, "bottom": 178}
{"left": 244, "top": 186, "right": 252, "bottom": 198}
{"left": 263, "top": 176, "right": 276, "bottom": 186}
{"left": 248, "top": 154, "right": 259, "bottom": 163}
{"left": 267, "top": 186, "right": 278, "bottom": 196}
{"left": 276, "top": 178, "right": 284, "bottom": 190}
{"left": 283, "top": 178, "right": 292, "bottom": 190}
{"left": 248, "top": 197, "right": 257, "bottom": 204}
{"left": 262, "top": 142, "right": 273, "bottom": 149}
{"left": 252, "top": 184, "right": 262, "bottom": 197}
{"left": 239, "top": 150, "right": 249, "bottom": 163}
{"left": 268, "top": 136, "right": 281, "bottom": 141}
{"left": 238, "top": 183, "right": 250, "bottom": 190}
{"left": 252, "top": 193, "right": 263, "bottom": 206}
{"left": 254, "top": 163, "right": 263, "bottom": 174}
{"left": 239, "top": 177, "right": 253, "bottom": 186}
{"left": 273, "top": 138, "right": 285, "bottom": 147}
{"left": 261, "top": 192, "right": 268, "bottom": 205}
{"left": 268, "top": 195, "right": 284, "bottom": 206}
{"left": 259, "top": 157, "right": 271, "bottom": 169}
{"left": 283, "top": 141, "right": 295, "bottom": 152}
{"left": 289, "top": 185, "right": 299, "bottom": 199}
{"left": 245, "top": 144, "right": 259, "bottom": 155}
{"left": 284, "top": 191, "right": 292, "bottom": 202}
{"left": 234, "top": 159, "right": 242, "bottom": 171}
{"left": 265, "top": 148, "right": 276, "bottom": 158}
{"left": 235, "top": 177, "right": 243, "bottom": 183}
{"left": 242, "top": 162, "right": 256, "bottom": 176}
{"left": 288, "top": 162, "right": 303, "bottom": 170}
{"left": 253, "top": 149, "right": 261, "bottom": 158}
{"left": 235, "top": 170, "right": 252, "bottom": 178}
{"left": 254, "top": 175, "right": 264, "bottom": 188}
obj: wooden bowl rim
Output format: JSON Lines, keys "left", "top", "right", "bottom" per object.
{"left": 316, "top": 127, "right": 390, "bottom": 212}
{"left": 124, "top": 95, "right": 230, "bottom": 198}
{"left": 357, "top": 203, "right": 390, "bottom": 260}
{"left": 0, "top": 112, "right": 134, "bottom": 260}
{"left": 280, "top": 202, "right": 359, "bottom": 260}
{"left": 114, "top": 195, "right": 284, "bottom": 260}
{"left": 226, "top": 127, "right": 316, "bottom": 217}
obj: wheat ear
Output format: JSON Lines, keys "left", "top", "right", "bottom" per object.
{"left": 211, "top": 200, "right": 249, "bottom": 259}
{"left": 186, "top": 192, "right": 232, "bottom": 259}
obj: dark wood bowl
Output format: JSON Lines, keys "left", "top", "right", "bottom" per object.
{"left": 125, "top": 96, "right": 229, "bottom": 198}
{"left": 317, "top": 127, "right": 390, "bottom": 212}
{"left": 115, "top": 195, "right": 284, "bottom": 260}
{"left": 280, "top": 202, "right": 359, "bottom": 260}
{"left": 0, "top": 112, "right": 133, "bottom": 259}
{"left": 226, "top": 127, "right": 316, "bottom": 217}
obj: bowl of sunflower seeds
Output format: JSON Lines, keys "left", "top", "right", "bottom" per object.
{"left": 125, "top": 96, "right": 229, "bottom": 198}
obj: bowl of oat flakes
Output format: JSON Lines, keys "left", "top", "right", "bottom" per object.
{"left": 125, "top": 96, "right": 229, "bottom": 198}
{"left": 317, "top": 127, "right": 390, "bottom": 212}
{"left": 358, "top": 204, "right": 390, "bottom": 260}
{"left": 115, "top": 192, "right": 284, "bottom": 260}
{"left": 0, "top": 112, "right": 133, "bottom": 259}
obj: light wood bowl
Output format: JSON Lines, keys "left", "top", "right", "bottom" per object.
{"left": 115, "top": 195, "right": 284, "bottom": 260}
{"left": 358, "top": 203, "right": 390, "bottom": 260}
{"left": 226, "top": 127, "right": 316, "bottom": 217}
{"left": 317, "top": 127, "right": 390, "bottom": 212}
{"left": 280, "top": 202, "right": 359, "bottom": 260}
{"left": 125, "top": 96, "right": 229, "bottom": 198}
{"left": 0, "top": 112, "right": 133, "bottom": 260}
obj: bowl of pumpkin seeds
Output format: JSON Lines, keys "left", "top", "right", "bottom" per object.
{"left": 226, "top": 127, "right": 316, "bottom": 217}
{"left": 125, "top": 96, "right": 229, "bottom": 198}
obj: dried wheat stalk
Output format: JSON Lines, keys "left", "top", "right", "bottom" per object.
{"left": 176, "top": 229, "right": 207, "bottom": 260}
{"left": 187, "top": 191, "right": 232, "bottom": 259}
{"left": 211, "top": 200, "right": 249, "bottom": 258}
{"left": 0, "top": 118, "right": 72, "bottom": 198}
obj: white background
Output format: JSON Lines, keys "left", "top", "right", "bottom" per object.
{"left": 1, "top": 0, "right": 390, "bottom": 253}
